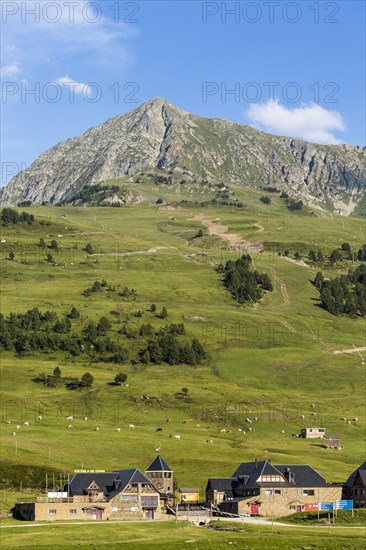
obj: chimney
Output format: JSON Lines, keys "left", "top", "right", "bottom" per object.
{"left": 255, "top": 458, "right": 258, "bottom": 470}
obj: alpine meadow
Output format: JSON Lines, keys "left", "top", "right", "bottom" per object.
{"left": 1, "top": 4, "right": 366, "bottom": 546}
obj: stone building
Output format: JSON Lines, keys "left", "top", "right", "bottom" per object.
{"left": 342, "top": 461, "right": 366, "bottom": 508}
{"left": 206, "top": 460, "right": 342, "bottom": 517}
{"left": 16, "top": 468, "right": 161, "bottom": 521}
{"left": 145, "top": 455, "right": 175, "bottom": 506}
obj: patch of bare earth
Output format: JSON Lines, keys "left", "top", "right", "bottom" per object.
{"left": 193, "top": 214, "right": 264, "bottom": 253}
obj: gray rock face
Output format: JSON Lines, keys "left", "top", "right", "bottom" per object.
{"left": 1, "top": 97, "right": 365, "bottom": 214}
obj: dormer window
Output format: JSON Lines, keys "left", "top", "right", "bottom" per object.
{"left": 87, "top": 481, "right": 100, "bottom": 491}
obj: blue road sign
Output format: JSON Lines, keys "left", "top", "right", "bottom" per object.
{"left": 318, "top": 502, "right": 334, "bottom": 511}
{"left": 336, "top": 500, "right": 353, "bottom": 510}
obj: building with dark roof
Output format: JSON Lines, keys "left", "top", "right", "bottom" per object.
{"left": 15, "top": 467, "right": 162, "bottom": 522}
{"left": 343, "top": 462, "right": 366, "bottom": 508}
{"left": 206, "top": 460, "right": 342, "bottom": 517}
{"left": 145, "top": 455, "right": 175, "bottom": 506}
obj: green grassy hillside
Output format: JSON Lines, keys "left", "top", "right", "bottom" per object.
{"left": 1, "top": 193, "right": 365, "bottom": 499}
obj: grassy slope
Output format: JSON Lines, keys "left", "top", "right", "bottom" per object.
{"left": 1, "top": 191, "right": 365, "bottom": 501}
{"left": 1, "top": 521, "right": 366, "bottom": 549}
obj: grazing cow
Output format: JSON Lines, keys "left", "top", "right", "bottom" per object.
{"left": 220, "top": 428, "right": 226, "bottom": 433}
{"left": 248, "top": 427, "right": 253, "bottom": 432}
{"left": 16, "top": 425, "right": 20, "bottom": 429}
{"left": 300, "top": 415, "right": 305, "bottom": 420}
{"left": 5, "top": 420, "right": 11, "bottom": 424}
{"left": 253, "top": 417, "right": 258, "bottom": 421}
{"left": 354, "top": 417, "right": 358, "bottom": 421}
{"left": 310, "top": 404, "right": 315, "bottom": 408}
{"left": 341, "top": 417, "right": 347, "bottom": 421}
{"left": 95, "top": 427, "right": 99, "bottom": 431}
{"left": 245, "top": 418, "right": 252, "bottom": 423}
{"left": 67, "top": 425, "right": 73, "bottom": 429}
{"left": 281, "top": 430, "right": 285, "bottom": 434}
{"left": 36, "top": 415, "right": 42, "bottom": 421}
{"left": 181, "top": 420, "right": 189, "bottom": 424}
{"left": 195, "top": 424, "right": 200, "bottom": 428}
{"left": 23, "top": 422, "right": 29, "bottom": 426}
{"left": 67, "top": 416, "right": 73, "bottom": 421}
{"left": 237, "top": 428, "right": 242, "bottom": 432}
{"left": 206, "top": 426, "right": 212, "bottom": 429}
{"left": 348, "top": 420, "right": 351, "bottom": 425}
{"left": 311, "top": 412, "right": 316, "bottom": 417}
{"left": 165, "top": 419, "right": 171, "bottom": 423}
{"left": 128, "top": 424, "right": 135, "bottom": 429}
{"left": 116, "top": 428, "right": 121, "bottom": 432}
{"left": 156, "top": 428, "right": 163, "bottom": 432}
{"left": 226, "top": 429, "right": 232, "bottom": 433}
{"left": 84, "top": 417, "right": 88, "bottom": 421}
{"left": 206, "top": 439, "right": 213, "bottom": 444}
{"left": 155, "top": 447, "right": 161, "bottom": 452}
{"left": 11, "top": 432, "right": 16, "bottom": 436}
{"left": 170, "top": 434, "right": 180, "bottom": 440}
{"left": 292, "top": 434, "right": 300, "bottom": 438}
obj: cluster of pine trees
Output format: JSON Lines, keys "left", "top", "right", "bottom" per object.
{"left": 0, "top": 307, "right": 207, "bottom": 366}
{"left": 1, "top": 208, "right": 34, "bottom": 225}
{"left": 219, "top": 255, "right": 273, "bottom": 304}
{"left": 140, "top": 333, "right": 206, "bottom": 366}
{"left": 314, "top": 264, "right": 366, "bottom": 316}
{"left": 34, "top": 367, "right": 94, "bottom": 390}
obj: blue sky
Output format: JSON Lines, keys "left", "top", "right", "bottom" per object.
{"left": 1, "top": 0, "right": 365, "bottom": 185}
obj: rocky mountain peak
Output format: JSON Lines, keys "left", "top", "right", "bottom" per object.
{"left": 1, "top": 98, "right": 365, "bottom": 215}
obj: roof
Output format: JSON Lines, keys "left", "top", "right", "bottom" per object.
{"left": 179, "top": 487, "right": 200, "bottom": 492}
{"left": 146, "top": 455, "right": 173, "bottom": 472}
{"left": 207, "top": 478, "right": 235, "bottom": 492}
{"left": 67, "top": 469, "right": 154, "bottom": 500}
{"left": 231, "top": 461, "right": 327, "bottom": 488}
{"left": 67, "top": 473, "right": 118, "bottom": 496}
{"left": 344, "top": 462, "right": 366, "bottom": 488}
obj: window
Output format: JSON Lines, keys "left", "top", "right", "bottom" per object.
{"left": 69, "top": 509, "right": 77, "bottom": 515}
{"left": 302, "top": 490, "right": 315, "bottom": 496}
{"left": 167, "top": 486, "right": 171, "bottom": 491}
{"left": 48, "top": 509, "right": 57, "bottom": 515}
{"left": 265, "top": 490, "right": 272, "bottom": 495}
{"left": 260, "top": 475, "right": 283, "bottom": 482}
{"left": 141, "top": 496, "right": 159, "bottom": 507}
{"left": 274, "top": 490, "right": 281, "bottom": 495}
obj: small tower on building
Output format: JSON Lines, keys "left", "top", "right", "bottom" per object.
{"left": 145, "top": 455, "right": 175, "bottom": 506}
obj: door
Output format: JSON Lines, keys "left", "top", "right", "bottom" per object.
{"left": 145, "top": 508, "right": 154, "bottom": 520}
{"left": 97, "top": 509, "right": 103, "bottom": 520}
{"left": 250, "top": 504, "right": 259, "bottom": 515}
{"left": 296, "top": 505, "right": 301, "bottom": 513}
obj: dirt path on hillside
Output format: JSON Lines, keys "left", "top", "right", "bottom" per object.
{"left": 95, "top": 246, "right": 176, "bottom": 257}
{"left": 194, "top": 214, "right": 264, "bottom": 253}
{"left": 269, "top": 267, "right": 291, "bottom": 305}
{"left": 281, "top": 256, "right": 311, "bottom": 269}
{"left": 333, "top": 346, "right": 366, "bottom": 355}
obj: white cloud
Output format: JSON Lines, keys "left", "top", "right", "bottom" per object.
{"left": 56, "top": 76, "right": 92, "bottom": 96}
{"left": 246, "top": 100, "right": 346, "bottom": 144}
{"left": 1, "top": 62, "right": 21, "bottom": 77}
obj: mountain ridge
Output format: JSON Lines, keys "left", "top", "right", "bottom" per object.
{"left": 1, "top": 97, "right": 365, "bottom": 215}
